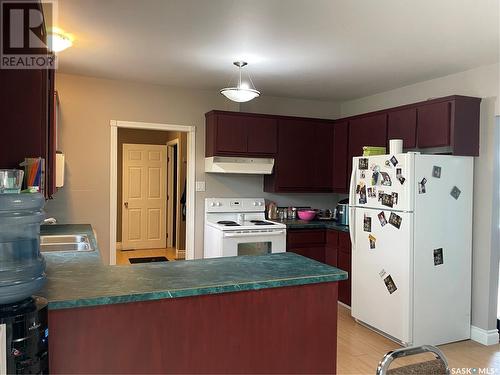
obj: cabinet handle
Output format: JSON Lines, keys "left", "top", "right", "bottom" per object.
{"left": 124, "top": 202, "right": 128, "bottom": 208}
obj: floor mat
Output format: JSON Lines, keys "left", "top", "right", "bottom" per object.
{"left": 129, "top": 256, "right": 169, "bottom": 264}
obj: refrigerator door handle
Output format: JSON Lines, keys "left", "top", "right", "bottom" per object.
{"left": 349, "top": 207, "right": 355, "bottom": 247}
{"left": 348, "top": 159, "right": 357, "bottom": 207}
{"left": 348, "top": 159, "right": 357, "bottom": 247}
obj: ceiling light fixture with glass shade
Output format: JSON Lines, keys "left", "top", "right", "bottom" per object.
{"left": 47, "top": 27, "right": 73, "bottom": 53}
{"left": 220, "top": 61, "right": 260, "bottom": 102}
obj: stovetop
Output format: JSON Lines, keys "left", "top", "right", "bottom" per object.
{"left": 216, "top": 220, "right": 278, "bottom": 227}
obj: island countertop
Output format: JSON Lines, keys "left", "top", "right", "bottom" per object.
{"left": 39, "top": 224, "right": 348, "bottom": 310}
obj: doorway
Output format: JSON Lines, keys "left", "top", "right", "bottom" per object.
{"left": 110, "top": 120, "right": 195, "bottom": 266}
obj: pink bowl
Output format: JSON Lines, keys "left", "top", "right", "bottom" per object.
{"left": 298, "top": 210, "right": 316, "bottom": 221}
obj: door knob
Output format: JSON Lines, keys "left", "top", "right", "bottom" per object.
{"left": 124, "top": 202, "right": 128, "bottom": 208}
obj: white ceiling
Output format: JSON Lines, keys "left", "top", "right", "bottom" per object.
{"left": 54, "top": 0, "right": 499, "bottom": 101}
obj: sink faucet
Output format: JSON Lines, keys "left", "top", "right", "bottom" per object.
{"left": 43, "top": 217, "right": 57, "bottom": 225}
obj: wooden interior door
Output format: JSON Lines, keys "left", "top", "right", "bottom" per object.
{"left": 122, "top": 144, "right": 167, "bottom": 250}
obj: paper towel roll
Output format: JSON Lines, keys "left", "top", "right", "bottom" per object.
{"left": 389, "top": 139, "right": 403, "bottom": 155}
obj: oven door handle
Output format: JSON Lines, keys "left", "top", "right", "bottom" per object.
{"left": 223, "top": 230, "right": 286, "bottom": 238}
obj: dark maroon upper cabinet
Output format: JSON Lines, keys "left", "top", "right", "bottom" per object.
{"left": 264, "top": 119, "right": 334, "bottom": 192}
{"left": 245, "top": 116, "right": 278, "bottom": 155}
{"left": 205, "top": 111, "right": 278, "bottom": 157}
{"left": 388, "top": 108, "right": 417, "bottom": 149}
{"left": 271, "top": 119, "right": 315, "bottom": 191}
{"left": 213, "top": 113, "right": 247, "bottom": 154}
{"left": 348, "top": 113, "right": 387, "bottom": 180}
{"left": 0, "top": 66, "right": 56, "bottom": 198}
{"left": 332, "top": 121, "right": 349, "bottom": 193}
{"left": 312, "top": 123, "right": 334, "bottom": 191}
{"left": 417, "top": 101, "right": 451, "bottom": 148}
{"left": 348, "top": 113, "right": 388, "bottom": 157}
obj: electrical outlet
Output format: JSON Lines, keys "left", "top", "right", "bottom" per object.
{"left": 195, "top": 181, "right": 206, "bottom": 192}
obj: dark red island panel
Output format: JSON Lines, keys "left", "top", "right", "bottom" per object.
{"left": 49, "top": 282, "right": 339, "bottom": 374}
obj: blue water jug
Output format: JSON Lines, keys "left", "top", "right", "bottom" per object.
{"left": 0, "top": 193, "right": 46, "bottom": 304}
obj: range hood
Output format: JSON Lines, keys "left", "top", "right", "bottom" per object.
{"left": 205, "top": 156, "right": 275, "bottom": 174}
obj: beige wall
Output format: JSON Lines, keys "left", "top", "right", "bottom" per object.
{"left": 116, "top": 128, "right": 186, "bottom": 245}
{"left": 45, "top": 73, "right": 343, "bottom": 264}
{"left": 45, "top": 72, "right": 238, "bottom": 264}
{"left": 340, "top": 63, "right": 500, "bottom": 334}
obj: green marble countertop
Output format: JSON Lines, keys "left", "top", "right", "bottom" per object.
{"left": 38, "top": 224, "right": 348, "bottom": 310}
{"left": 274, "top": 220, "right": 350, "bottom": 232}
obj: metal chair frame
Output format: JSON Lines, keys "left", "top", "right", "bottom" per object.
{"left": 376, "top": 345, "right": 450, "bottom": 375}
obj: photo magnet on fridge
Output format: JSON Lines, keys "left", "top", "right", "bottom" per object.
{"left": 364, "top": 214, "right": 372, "bottom": 232}
{"left": 378, "top": 211, "right": 387, "bottom": 227}
{"left": 432, "top": 166, "right": 442, "bottom": 178}
{"left": 359, "top": 158, "right": 369, "bottom": 170}
{"left": 359, "top": 185, "right": 367, "bottom": 204}
{"left": 388, "top": 212, "right": 402, "bottom": 229}
{"left": 367, "top": 187, "right": 377, "bottom": 198}
{"left": 390, "top": 155, "right": 398, "bottom": 166}
{"left": 381, "top": 193, "right": 393, "bottom": 208}
{"left": 421, "top": 177, "right": 427, "bottom": 185}
{"left": 369, "top": 234, "right": 376, "bottom": 249}
{"left": 385, "top": 160, "right": 391, "bottom": 167}
{"left": 433, "top": 248, "right": 444, "bottom": 266}
{"left": 396, "top": 168, "right": 405, "bottom": 185}
{"left": 384, "top": 275, "right": 398, "bottom": 294}
{"left": 380, "top": 172, "right": 392, "bottom": 186}
{"left": 378, "top": 190, "right": 385, "bottom": 202}
{"left": 360, "top": 170, "right": 366, "bottom": 179}
{"left": 450, "top": 186, "right": 461, "bottom": 200}
{"left": 418, "top": 182, "right": 426, "bottom": 194}
{"left": 371, "top": 171, "right": 380, "bottom": 186}
{"left": 391, "top": 192, "right": 398, "bottom": 205}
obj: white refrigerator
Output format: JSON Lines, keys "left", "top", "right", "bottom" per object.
{"left": 349, "top": 152, "right": 473, "bottom": 346}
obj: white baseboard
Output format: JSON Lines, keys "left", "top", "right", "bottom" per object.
{"left": 338, "top": 301, "right": 351, "bottom": 310}
{"left": 471, "top": 325, "right": 499, "bottom": 346}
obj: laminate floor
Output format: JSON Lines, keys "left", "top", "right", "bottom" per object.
{"left": 337, "top": 305, "right": 500, "bottom": 374}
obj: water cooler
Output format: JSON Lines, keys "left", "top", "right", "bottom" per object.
{"left": 0, "top": 297, "right": 49, "bottom": 374}
{"left": 0, "top": 189, "right": 48, "bottom": 374}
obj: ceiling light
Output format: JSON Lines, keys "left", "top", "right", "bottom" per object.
{"left": 220, "top": 61, "right": 260, "bottom": 103}
{"left": 47, "top": 29, "right": 73, "bottom": 53}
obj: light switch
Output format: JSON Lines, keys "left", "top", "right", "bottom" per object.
{"left": 195, "top": 181, "right": 206, "bottom": 192}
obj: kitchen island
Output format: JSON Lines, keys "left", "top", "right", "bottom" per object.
{"left": 40, "top": 225, "right": 348, "bottom": 374}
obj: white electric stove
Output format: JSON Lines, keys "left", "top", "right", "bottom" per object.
{"left": 204, "top": 198, "right": 287, "bottom": 258}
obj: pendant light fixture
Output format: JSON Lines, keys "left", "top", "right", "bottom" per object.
{"left": 220, "top": 61, "right": 260, "bottom": 102}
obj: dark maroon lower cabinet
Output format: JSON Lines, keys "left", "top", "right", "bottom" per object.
{"left": 49, "top": 284, "right": 339, "bottom": 374}
{"left": 287, "top": 228, "right": 351, "bottom": 306}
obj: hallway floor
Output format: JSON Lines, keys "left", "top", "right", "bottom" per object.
{"left": 116, "top": 247, "right": 182, "bottom": 264}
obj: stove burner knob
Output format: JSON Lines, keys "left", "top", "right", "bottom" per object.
{"left": 210, "top": 202, "right": 215, "bottom": 207}
{"left": 216, "top": 202, "right": 222, "bottom": 207}
{"left": 253, "top": 202, "right": 257, "bottom": 206}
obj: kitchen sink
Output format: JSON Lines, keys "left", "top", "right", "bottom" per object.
{"left": 40, "top": 234, "right": 93, "bottom": 252}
